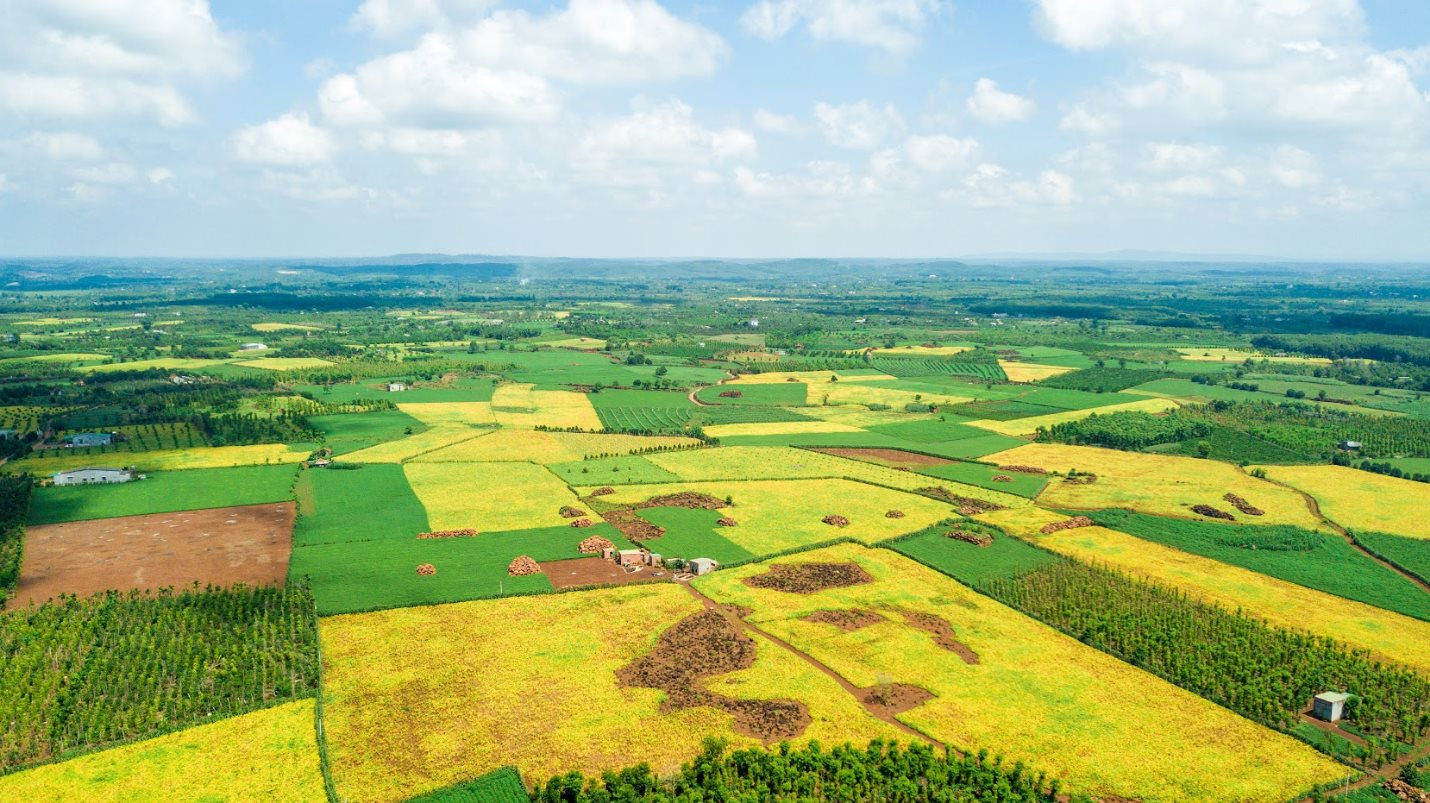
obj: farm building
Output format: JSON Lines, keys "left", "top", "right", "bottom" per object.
{"left": 240, "top": 342, "right": 267, "bottom": 351}
{"left": 387, "top": 382, "right": 407, "bottom": 392}
{"left": 1337, "top": 440, "right": 1362, "bottom": 451}
{"left": 65, "top": 432, "right": 113, "bottom": 447}
{"left": 53, "top": 467, "right": 135, "bottom": 486}
{"left": 688, "top": 558, "right": 718, "bottom": 576}
{"left": 1313, "top": 692, "right": 1350, "bottom": 722}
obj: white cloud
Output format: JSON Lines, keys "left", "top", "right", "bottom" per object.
{"left": 735, "top": 160, "right": 879, "bottom": 199}
{"left": 71, "top": 163, "right": 136, "bottom": 184}
{"left": 1143, "top": 142, "right": 1223, "bottom": 173}
{"left": 1059, "top": 104, "right": 1119, "bottom": 136}
{"left": 966, "top": 78, "right": 1035, "bottom": 125}
{"left": 902, "top": 134, "right": 979, "bottom": 172}
{"left": 232, "top": 114, "right": 337, "bottom": 167}
{"left": 753, "top": 109, "right": 803, "bottom": 134}
{"left": 815, "top": 100, "right": 903, "bottom": 149}
{"left": 740, "top": 0, "right": 940, "bottom": 56}
{"left": 351, "top": 0, "right": 497, "bottom": 37}
{"left": 24, "top": 132, "right": 105, "bottom": 161}
{"left": 0, "top": 0, "right": 243, "bottom": 125}
{"left": 147, "top": 167, "right": 175, "bottom": 185}
{"left": 575, "top": 100, "right": 756, "bottom": 177}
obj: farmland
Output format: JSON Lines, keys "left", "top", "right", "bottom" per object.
{"left": 1255, "top": 465, "right": 1430, "bottom": 539}
{"left": 28, "top": 464, "right": 297, "bottom": 523}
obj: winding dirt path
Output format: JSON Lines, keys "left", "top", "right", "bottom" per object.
{"left": 687, "top": 371, "right": 737, "bottom": 408}
{"left": 680, "top": 583, "right": 942, "bottom": 749}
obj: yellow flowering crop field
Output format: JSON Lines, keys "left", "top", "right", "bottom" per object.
{"left": 396, "top": 402, "right": 497, "bottom": 427}
{"left": 7, "top": 443, "right": 312, "bottom": 474}
{"left": 997, "top": 361, "right": 1079, "bottom": 382}
{"left": 968, "top": 397, "right": 1179, "bottom": 436}
{"left": 0, "top": 700, "right": 326, "bottom": 803}
{"left": 693, "top": 543, "right": 1348, "bottom": 802}
{"left": 490, "top": 383, "right": 603, "bottom": 430}
{"left": 341, "top": 428, "right": 491, "bottom": 463}
{"left": 320, "top": 584, "right": 902, "bottom": 802}
{"left": 807, "top": 381, "right": 973, "bottom": 408}
{"left": 984, "top": 443, "right": 1322, "bottom": 528}
{"left": 1175, "top": 347, "right": 1332, "bottom": 365}
{"left": 235, "top": 357, "right": 338, "bottom": 371}
{"left": 981, "top": 506, "right": 1430, "bottom": 676}
{"left": 0, "top": 352, "right": 110, "bottom": 364}
{"left": 541, "top": 336, "right": 608, "bottom": 350}
{"left": 702, "top": 420, "right": 866, "bottom": 438}
{"left": 252, "top": 322, "right": 325, "bottom": 332}
{"left": 77, "top": 358, "right": 232, "bottom": 373}
{"left": 869, "top": 345, "right": 972, "bottom": 356}
{"left": 406, "top": 461, "right": 580, "bottom": 531}
{"left": 413, "top": 429, "right": 699, "bottom": 464}
{"left": 1254, "top": 464, "right": 1430, "bottom": 539}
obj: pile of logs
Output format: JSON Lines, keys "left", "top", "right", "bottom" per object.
{"left": 1038, "top": 516, "right": 1094, "bottom": 535}
{"left": 507, "top": 556, "right": 541, "bottom": 576}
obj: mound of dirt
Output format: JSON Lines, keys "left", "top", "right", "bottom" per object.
{"left": 590, "top": 487, "right": 615, "bottom": 497}
{"left": 637, "top": 492, "right": 727, "bottom": 510}
{"left": 507, "top": 556, "right": 541, "bottom": 576}
{"left": 1063, "top": 473, "right": 1098, "bottom": 485}
{"left": 885, "top": 509, "right": 905, "bottom": 518}
{"left": 1384, "top": 779, "right": 1430, "bottom": 803}
{"left": 744, "top": 562, "right": 874, "bottom": 594}
{"left": 861, "top": 684, "right": 935, "bottom": 717}
{"left": 1192, "top": 504, "right": 1236, "bottom": 521}
{"left": 999, "top": 464, "right": 1048, "bottom": 475}
{"left": 915, "top": 487, "right": 1005, "bottom": 515}
{"left": 570, "top": 518, "right": 596, "bottom": 528}
{"left": 415, "top": 563, "right": 436, "bottom": 576}
{"left": 1223, "top": 493, "right": 1265, "bottom": 516}
{"left": 577, "top": 535, "right": 616, "bottom": 553}
{"left": 718, "top": 390, "right": 744, "bottom": 398}
{"left": 947, "top": 529, "right": 993, "bottom": 547}
{"left": 559, "top": 506, "right": 588, "bottom": 519}
{"left": 1038, "top": 516, "right": 1094, "bottom": 535}
{"left": 716, "top": 517, "right": 738, "bottom": 527}
{"left": 416, "top": 529, "right": 477, "bottom": 540}
{"left": 991, "top": 474, "right": 1014, "bottom": 483}
{"left": 822, "top": 514, "right": 850, "bottom": 527}
{"left": 617, "top": 610, "right": 809, "bottom": 741}
{"left": 800, "top": 609, "right": 884, "bottom": 632}
{"left": 601, "top": 509, "right": 666, "bottom": 541}
{"left": 897, "top": 609, "right": 979, "bottom": 664}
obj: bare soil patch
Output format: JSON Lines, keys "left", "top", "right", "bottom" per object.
{"left": 915, "top": 487, "right": 1006, "bottom": 515}
{"left": 541, "top": 556, "right": 666, "bottom": 589}
{"left": 811, "top": 447, "right": 951, "bottom": 469}
{"left": 1192, "top": 504, "right": 1236, "bottom": 521}
{"left": 617, "top": 610, "right": 809, "bottom": 741}
{"left": 10, "top": 503, "right": 294, "bottom": 608}
{"left": 638, "top": 492, "right": 727, "bottom": 510}
{"left": 744, "top": 562, "right": 874, "bottom": 594}
{"left": 1223, "top": 493, "right": 1265, "bottom": 516}
{"left": 896, "top": 609, "right": 979, "bottom": 664}
{"left": 800, "top": 608, "right": 885, "bottom": 632}
{"left": 601, "top": 509, "right": 666, "bottom": 541}
{"left": 1039, "top": 516, "right": 1094, "bottom": 535}
{"left": 862, "top": 683, "right": 935, "bottom": 717}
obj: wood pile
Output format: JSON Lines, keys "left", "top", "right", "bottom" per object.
{"left": 1384, "top": 779, "right": 1430, "bottom": 803}
{"left": 991, "top": 475, "right": 1014, "bottom": 483}
{"left": 885, "top": 510, "right": 905, "bottom": 518}
{"left": 1038, "top": 516, "right": 1094, "bottom": 535}
{"left": 415, "top": 563, "right": 436, "bottom": 576}
{"left": 577, "top": 535, "right": 615, "bottom": 553}
{"left": 1192, "top": 504, "right": 1236, "bottom": 521}
{"left": 999, "top": 464, "right": 1048, "bottom": 475}
{"left": 415, "top": 529, "right": 477, "bottom": 539}
{"left": 717, "top": 517, "right": 738, "bottom": 527}
{"left": 1223, "top": 493, "right": 1265, "bottom": 516}
{"left": 718, "top": 390, "right": 744, "bottom": 398}
{"left": 637, "top": 492, "right": 727, "bottom": 510}
{"left": 822, "top": 515, "right": 850, "bottom": 527}
{"left": 915, "top": 486, "right": 1006, "bottom": 514}
{"left": 590, "top": 487, "right": 615, "bottom": 497}
{"left": 507, "top": 556, "right": 541, "bottom": 576}
{"left": 947, "top": 529, "right": 993, "bottom": 547}
{"left": 559, "top": 505, "right": 587, "bottom": 518}
{"left": 570, "top": 518, "right": 595, "bottom": 528}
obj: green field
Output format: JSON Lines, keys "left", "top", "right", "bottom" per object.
{"left": 594, "top": 403, "right": 810, "bottom": 432}
{"left": 296, "top": 377, "right": 496, "bottom": 404}
{"left": 947, "top": 398, "right": 1067, "bottom": 420}
{"left": 694, "top": 383, "right": 808, "bottom": 406}
{"left": 886, "top": 523, "right": 1059, "bottom": 586}
{"left": 1354, "top": 530, "right": 1430, "bottom": 585}
{"left": 29, "top": 465, "right": 299, "bottom": 524}
{"left": 547, "top": 455, "right": 681, "bottom": 484}
{"left": 1090, "top": 509, "right": 1430, "bottom": 621}
{"left": 870, "top": 357, "right": 1006, "bottom": 380}
{"left": 864, "top": 418, "right": 989, "bottom": 443}
{"left": 635, "top": 506, "right": 756, "bottom": 564}
{"left": 407, "top": 767, "right": 528, "bottom": 803}
{"left": 292, "top": 464, "right": 429, "bottom": 547}
{"left": 311, "top": 409, "right": 427, "bottom": 455}
{"left": 917, "top": 461, "right": 1048, "bottom": 498}
{"left": 1147, "top": 425, "right": 1318, "bottom": 464}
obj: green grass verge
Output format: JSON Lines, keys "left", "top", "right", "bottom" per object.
{"left": 28, "top": 465, "right": 299, "bottom": 524}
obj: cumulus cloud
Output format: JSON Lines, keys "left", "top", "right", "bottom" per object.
{"left": 753, "top": 109, "right": 803, "bottom": 134}
{"left": 0, "top": 0, "right": 243, "bottom": 125}
{"left": 966, "top": 78, "right": 1035, "bottom": 126}
{"left": 815, "top": 100, "right": 903, "bottom": 149}
{"left": 575, "top": 99, "right": 756, "bottom": 181}
{"left": 351, "top": 0, "right": 498, "bottom": 37}
{"left": 232, "top": 114, "right": 336, "bottom": 167}
{"left": 740, "top": 0, "right": 940, "bottom": 56}
{"left": 902, "top": 134, "right": 979, "bottom": 172}
{"left": 23, "top": 132, "right": 105, "bottom": 161}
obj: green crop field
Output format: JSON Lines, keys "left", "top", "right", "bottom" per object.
{"left": 28, "top": 465, "right": 299, "bottom": 524}
{"left": 886, "top": 523, "right": 1059, "bottom": 586}
{"left": 635, "top": 506, "right": 756, "bottom": 564}
{"left": 1353, "top": 530, "right": 1430, "bottom": 585}
{"left": 311, "top": 408, "right": 427, "bottom": 455}
{"left": 864, "top": 418, "right": 989, "bottom": 443}
{"left": 407, "top": 767, "right": 528, "bottom": 803}
{"left": 694, "top": 383, "right": 809, "bottom": 406}
{"left": 870, "top": 357, "right": 1007, "bottom": 380}
{"left": 917, "top": 461, "right": 1048, "bottom": 498}
{"left": 947, "top": 398, "right": 1067, "bottom": 420}
{"left": 291, "top": 463, "right": 429, "bottom": 548}
{"left": 1090, "top": 510, "right": 1430, "bottom": 621}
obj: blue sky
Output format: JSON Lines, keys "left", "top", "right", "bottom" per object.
{"left": 1, "top": 0, "right": 1428, "bottom": 260}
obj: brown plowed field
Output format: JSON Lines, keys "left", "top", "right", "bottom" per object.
{"left": 8, "top": 502, "right": 295, "bottom": 608}
{"left": 540, "top": 557, "right": 669, "bottom": 589}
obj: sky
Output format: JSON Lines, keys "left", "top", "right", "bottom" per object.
{"left": 1, "top": 0, "right": 1429, "bottom": 260}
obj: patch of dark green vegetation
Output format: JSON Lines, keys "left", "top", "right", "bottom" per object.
{"left": 0, "top": 476, "right": 33, "bottom": 600}
{"left": 405, "top": 767, "right": 528, "bottom": 803}
{"left": 884, "top": 521, "right": 1057, "bottom": 586}
{"left": 1352, "top": 530, "right": 1430, "bottom": 587}
{"left": 1038, "top": 366, "right": 1173, "bottom": 393}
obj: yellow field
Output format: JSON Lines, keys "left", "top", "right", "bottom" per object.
{"left": 542, "top": 336, "right": 608, "bottom": 350}
{"left": 0, "top": 700, "right": 325, "bottom": 802}
{"left": 982, "top": 506, "right": 1430, "bottom": 676}
{"left": 809, "top": 381, "right": 972, "bottom": 408}
{"left": 997, "top": 361, "right": 1079, "bottom": 382}
{"left": 252, "top": 322, "right": 325, "bottom": 332}
{"left": 645, "top": 446, "right": 1027, "bottom": 509}
{"left": 413, "top": 429, "right": 699, "bottom": 464}
{"left": 969, "top": 397, "right": 1179, "bottom": 436}
{"left": 396, "top": 402, "right": 497, "bottom": 427}
{"left": 1255, "top": 465, "right": 1430, "bottom": 539}
{"left": 8, "top": 443, "right": 311, "bottom": 474}
{"left": 728, "top": 371, "right": 896, "bottom": 385}
{"left": 1176, "top": 347, "right": 1332, "bottom": 365}
{"left": 0, "top": 352, "right": 110, "bottom": 363}
{"left": 11, "top": 317, "right": 95, "bottom": 326}
{"left": 578, "top": 478, "right": 955, "bottom": 553}
{"left": 320, "top": 584, "right": 902, "bottom": 802}
{"left": 406, "top": 461, "right": 580, "bottom": 532}
{"left": 341, "top": 428, "right": 490, "bottom": 463}
{"left": 490, "top": 383, "right": 602, "bottom": 430}
{"left": 694, "top": 543, "right": 1348, "bottom": 802}
{"left": 870, "top": 345, "right": 972, "bottom": 356}
{"left": 78, "top": 358, "right": 231, "bottom": 373}
{"left": 236, "top": 357, "right": 337, "bottom": 371}
{"left": 799, "top": 405, "right": 937, "bottom": 429}
{"left": 984, "top": 443, "right": 1323, "bottom": 528}
{"left": 703, "top": 420, "right": 865, "bottom": 438}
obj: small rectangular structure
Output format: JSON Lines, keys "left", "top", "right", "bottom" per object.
{"left": 53, "top": 467, "right": 134, "bottom": 486}
{"left": 66, "top": 432, "right": 113, "bottom": 447}
{"left": 1313, "top": 692, "right": 1350, "bottom": 722}
{"left": 240, "top": 342, "right": 267, "bottom": 351}
{"left": 387, "top": 382, "right": 407, "bottom": 392}
{"left": 688, "top": 557, "right": 718, "bottom": 576}
{"left": 616, "top": 549, "right": 645, "bottom": 567}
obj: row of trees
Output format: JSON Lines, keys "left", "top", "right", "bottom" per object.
{"left": 0, "top": 476, "right": 32, "bottom": 599}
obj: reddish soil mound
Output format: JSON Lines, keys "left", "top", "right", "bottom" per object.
{"left": 617, "top": 610, "right": 809, "bottom": 741}
{"left": 947, "top": 529, "right": 993, "bottom": 547}
{"left": 637, "top": 492, "right": 727, "bottom": 510}
{"left": 744, "top": 562, "right": 874, "bottom": 594}
{"left": 570, "top": 518, "right": 596, "bottom": 528}
{"left": 415, "top": 563, "right": 436, "bottom": 576}
{"left": 861, "top": 683, "right": 935, "bottom": 717}
{"left": 999, "top": 464, "right": 1048, "bottom": 475}
{"left": 822, "top": 514, "right": 850, "bottom": 527}
{"left": 590, "top": 487, "right": 615, "bottom": 497}
{"left": 1192, "top": 504, "right": 1236, "bottom": 521}
{"left": 1038, "top": 516, "right": 1094, "bottom": 535}
{"left": 507, "top": 556, "right": 541, "bottom": 576}
{"left": 577, "top": 535, "right": 616, "bottom": 553}
{"left": 601, "top": 509, "right": 666, "bottom": 541}
{"left": 811, "top": 447, "right": 950, "bottom": 469}
{"left": 915, "top": 487, "right": 1006, "bottom": 515}
{"left": 716, "top": 517, "right": 738, "bottom": 527}
{"left": 897, "top": 609, "right": 979, "bottom": 664}
{"left": 800, "top": 609, "right": 884, "bottom": 631}
{"left": 991, "top": 474, "right": 1014, "bottom": 483}
{"left": 718, "top": 390, "right": 744, "bottom": 398}
{"left": 885, "top": 509, "right": 905, "bottom": 518}
{"left": 559, "top": 506, "right": 588, "bottom": 519}
{"left": 416, "top": 528, "right": 477, "bottom": 540}
{"left": 1223, "top": 493, "right": 1265, "bottom": 516}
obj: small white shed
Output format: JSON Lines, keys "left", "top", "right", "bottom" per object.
{"left": 688, "top": 558, "right": 719, "bottom": 576}
{"left": 1313, "top": 692, "right": 1350, "bottom": 722}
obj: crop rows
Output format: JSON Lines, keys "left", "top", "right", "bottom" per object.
{"left": 55, "top": 422, "right": 207, "bottom": 454}
{"left": 0, "top": 583, "right": 319, "bottom": 771}
{"left": 595, "top": 405, "right": 808, "bottom": 432}
{"left": 871, "top": 357, "right": 1007, "bottom": 380}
